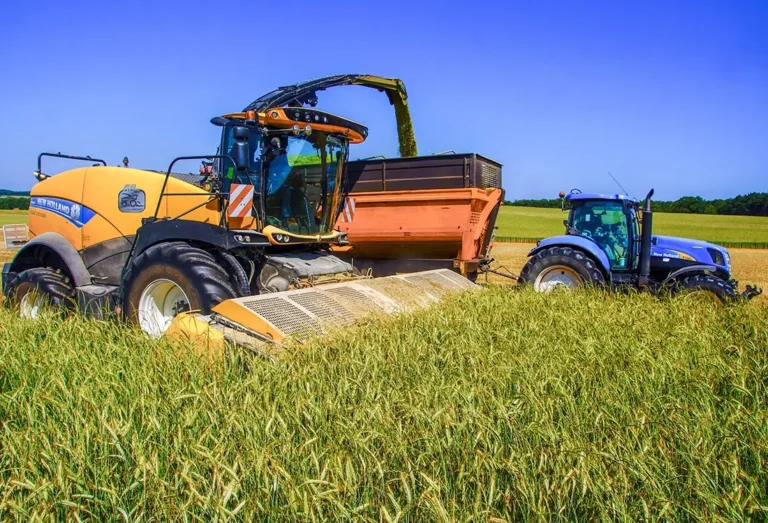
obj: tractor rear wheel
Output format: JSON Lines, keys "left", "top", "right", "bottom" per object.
{"left": 7, "top": 267, "right": 76, "bottom": 318}
{"left": 519, "top": 246, "right": 605, "bottom": 292}
{"left": 675, "top": 274, "right": 737, "bottom": 303}
{"left": 122, "top": 242, "right": 236, "bottom": 336}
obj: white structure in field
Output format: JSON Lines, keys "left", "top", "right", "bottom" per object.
{"left": 3, "top": 224, "right": 28, "bottom": 250}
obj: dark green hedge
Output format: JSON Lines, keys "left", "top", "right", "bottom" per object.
{"left": 506, "top": 192, "right": 768, "bottom": 217}
{"left": 0, "top": 197, "right": 30, "bottom": 210}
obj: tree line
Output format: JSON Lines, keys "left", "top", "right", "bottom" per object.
{"left": 506, "top": 192, "right": 768, "bottom": 217}
{"left": 0, "top": 197, "right": 31, "bottom": 210}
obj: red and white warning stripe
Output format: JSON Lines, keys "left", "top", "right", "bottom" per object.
{"left": 228, "top": 184, "right": 254, "bottom": 218}
{"left": 340, "top": 196, "right": 356, "bottom": 223}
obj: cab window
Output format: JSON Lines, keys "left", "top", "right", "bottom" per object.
{"left": 571, "top": 201, "right": 630, "bottom": 270}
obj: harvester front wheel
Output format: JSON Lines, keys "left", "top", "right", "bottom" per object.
{"left": 7, "top": 267, "right": 76, "bottom": 318}
{"left": 675, "top": 274, "right": 737, "bottom": 303}
{"left": 519, "top": 247, "right": 605, "bottom": 292}
{"left": 122, "top": 242, "right": 236, "bottom": 336}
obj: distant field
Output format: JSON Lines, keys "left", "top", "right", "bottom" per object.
{"left": 497, "top": 206, "right": 768, "bottom": 244}
{"left": 0, "top": 210, "right": 29, "bottom": 227}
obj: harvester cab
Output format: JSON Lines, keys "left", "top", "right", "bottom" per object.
{"left": 520, "top": 190, "right": 762, "bottom": 301}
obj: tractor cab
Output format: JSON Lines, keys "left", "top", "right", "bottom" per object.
{"left": 564, "top": 192, "right": 640, "bottom": 272}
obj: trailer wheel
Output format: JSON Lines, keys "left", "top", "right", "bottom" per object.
{"left": 7, "top": 267, "right": 75, "bottom": 318}
{"left": 519, "top": 247, "right": 605, "bottom": 292}
{"left": 122, "top": 242, "right": 236, "bottom": 336}
{"left": 676, "top": 274, "right": 737, "bottom": 303}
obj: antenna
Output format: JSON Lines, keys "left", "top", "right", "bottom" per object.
{"left": 607, "top": 171, "right": 628, "bottom": 195}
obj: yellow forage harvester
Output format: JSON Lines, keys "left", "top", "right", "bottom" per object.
{"left": 3, "top": 75, "right": 504, "bottom": 357}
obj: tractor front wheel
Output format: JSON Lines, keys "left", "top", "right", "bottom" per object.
{"left": 519, "top": 247, "right": 605, "bottom": 292}
{"left": 122, "top": 242, "right": 236, "bottom": 336}
{"left": 675, "top": 274, "right": 737, "bottom": 303}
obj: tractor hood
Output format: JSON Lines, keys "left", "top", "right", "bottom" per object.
{"left": 651, "top": 235, "right": 731, "bottom": 271}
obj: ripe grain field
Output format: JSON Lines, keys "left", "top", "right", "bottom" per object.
{"left": 1, "top": 289, "right": 767, "bottom": 520}
{"left": 1, "top": 209, "right": 767, "bottom": 519}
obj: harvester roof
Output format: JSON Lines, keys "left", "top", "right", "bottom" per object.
{"left": 218, "top": 107, "right": 369, "bottom": 144}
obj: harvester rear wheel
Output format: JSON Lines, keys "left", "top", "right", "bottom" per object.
{"left": 519, "top": 247, "right": 605, "bottom": 292}
{"left": 676, "top": 274, "right": 737, "bottom": 303}
{"left": 122, "top": 242, "right": 236, "bottom": 336}
{"left": 7, "top": 267, "right": 76, "bottom": 318}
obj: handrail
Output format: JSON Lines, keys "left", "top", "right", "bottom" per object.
{"left": 37, "top": 152, "right": 107, "bottom": 174}
{"left": 154, "top": 154, "right": 236, "bottom": 222}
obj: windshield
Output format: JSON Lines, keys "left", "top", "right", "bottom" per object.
{"left": 263, "top": 132, "right": 346, "bottom": 235}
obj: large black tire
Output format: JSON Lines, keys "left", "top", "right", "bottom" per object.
{"left": 122, "top": 242, "right": 236, "bottom": 329}
{"left": 519, "top": 246, "right": 605, "bottom": 291}
{"left": 675, "top": 274, "right": 737, "bottom": 303}
{"left": 6, "top": 267, "right": 76, "bottom": 316}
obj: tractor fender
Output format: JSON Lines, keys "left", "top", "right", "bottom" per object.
{"left": 6, "top": 232, "right": 92, "bottom": 287}
{"left": 528, "top": 235, "right": 611, "bottom": 274}
{"left": 662, "top": 264, "right": 717, "bottom": 285}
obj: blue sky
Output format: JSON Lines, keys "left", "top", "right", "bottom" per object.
{"left": 1, "top": 0, "right": 766, "bottom": 200}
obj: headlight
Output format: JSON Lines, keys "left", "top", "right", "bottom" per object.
{"left": 707, "top": 248, "right": 725, "bottom": 266}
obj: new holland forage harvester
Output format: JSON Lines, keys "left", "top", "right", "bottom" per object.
{"left": 2, "top": 75, "right": 504, "bottom": 357}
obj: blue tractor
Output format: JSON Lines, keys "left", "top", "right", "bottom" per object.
{"left": 519, "top": 189, "right": 762, "bottom": 301}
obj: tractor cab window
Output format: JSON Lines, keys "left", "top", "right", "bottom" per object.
{"left": 263, "top": 132, "right": 346, "bottom": 235}
{"left": 571, "top": 201, "right": 630, "bottom": 270}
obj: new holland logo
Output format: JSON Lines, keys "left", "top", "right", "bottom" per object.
{"left": 30, "top": 197, "right": 95, "bottom": 228}
{"left": 118, "top": 184, "right": 145, "bottom": 213}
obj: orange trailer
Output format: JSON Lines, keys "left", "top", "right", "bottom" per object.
{"left": 333, "top": 154, "right": 504, "bottom": 279}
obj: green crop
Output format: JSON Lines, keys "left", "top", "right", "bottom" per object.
{"left": 1, "top": 288, "right": 767, "bottom": 520}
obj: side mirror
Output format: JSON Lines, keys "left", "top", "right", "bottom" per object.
{"left": 231, "top": 126, "right": 250, "bottom": 171}
{"left": 210, "top": 116, "right": 230, "bottom": 127}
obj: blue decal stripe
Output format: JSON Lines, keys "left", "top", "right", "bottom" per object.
{"left": 30, "top": 197, "right": 95, "bottom": 228}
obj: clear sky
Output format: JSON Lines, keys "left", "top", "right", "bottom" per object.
{"left": 1, "top": 0, "right": 766, "bottom": 200}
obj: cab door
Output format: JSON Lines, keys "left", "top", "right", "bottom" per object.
{"left": 572, "top": 201, "right": 631, "bottom": 270}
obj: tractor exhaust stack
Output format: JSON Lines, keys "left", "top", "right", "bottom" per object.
{"left": 638, "top": 188, "right": 654, "bottom": 287}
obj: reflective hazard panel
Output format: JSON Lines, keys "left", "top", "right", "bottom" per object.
{"left": 340, "top": 197, "right": 356, "bottom": 223}
{"left": 228, "top": 184, "right": 254, "bottom": 218}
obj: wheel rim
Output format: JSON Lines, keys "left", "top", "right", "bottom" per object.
{"left": 534, "top": 265, "right": 584, "bottom": 292}
{"left": 682, "top": 289, "right": 721, "bottom": 304}
{"left": 20, "top": 292, "right": 45, "bottom": 319}
{"left": 138, "top": 279, "right": 191, "bottom": 337}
